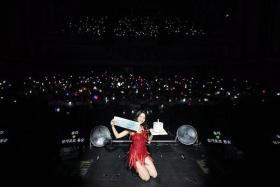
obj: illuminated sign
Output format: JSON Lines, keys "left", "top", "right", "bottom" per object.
{"left": 272, "top": 134, "right": 280, "bottom": 145}
{"left": 0, "top": 130, "right": 8, "bottom": 144}
{"left": 207, "top": 130, "right": 232, "bottom": 145}
{"left": 60, "top": 130, "right": 85, "bottom": 145}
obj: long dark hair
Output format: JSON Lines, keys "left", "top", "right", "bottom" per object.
{"left": 134, "top": 110, "right": 149, "bottom": 130}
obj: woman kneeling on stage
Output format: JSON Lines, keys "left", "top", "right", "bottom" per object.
{"left": 111, "top": 110, "right": 158, "bottom": 182}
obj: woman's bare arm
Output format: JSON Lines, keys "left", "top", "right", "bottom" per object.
{"left": 148, "top": 135, "right": 153, "bottom": 144}
{"left": 111, "top": 119, "right": 129, "bottom": 139}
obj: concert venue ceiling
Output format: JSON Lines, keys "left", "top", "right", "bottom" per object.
{"left": 2, "top": 0, "right": 280, "bottom": 67}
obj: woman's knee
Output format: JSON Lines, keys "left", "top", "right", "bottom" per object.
{"left": 147, "top": 167, "right": 157, "bottom": 178}
{"left": 144, "top": 159, "right": 158, "bottom": 178}
{"left": 150, "top": 170, "right": 157, "bottom": 178}
{"left": 137, "top": 169, "right": 150, "bottom": 181}
{"left": 136, "top": 162, "right": 150, "bottom": 181}
{"left": 140, "top": 173, "right": 150, "bottom": 181}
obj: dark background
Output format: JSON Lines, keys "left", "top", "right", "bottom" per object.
{"left": 2, "top": 1, "right": 280, "bottom": 64}
{"left": 1, "top": 1, "right": 280, "bottom": 186}
{"left": 1, "top": 1, "right": 280, "bottom": 89}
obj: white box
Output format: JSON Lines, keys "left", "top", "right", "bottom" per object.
{"left": 113, "top": 116, "right": 140, "bottom": 131}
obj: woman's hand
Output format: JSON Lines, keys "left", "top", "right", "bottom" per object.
{"left": 111, "top": 119, "right": 129, "bottom": 139}
{"left": 111, "top": 119, "right": 118, "bottom": 128}
{"left": 111, "top": 119, "right": 115, "bottom": 127}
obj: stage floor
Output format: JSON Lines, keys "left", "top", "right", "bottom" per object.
{"left": 46, "top": 143, "right": 252, "bottom": 187}
{"left": 1, "top": 142, "right": 278, "bottom": 187}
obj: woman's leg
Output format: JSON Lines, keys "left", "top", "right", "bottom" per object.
{"left": 135, "top": 161, "right": 150, "bottom": 181}
{"left": 144, "top": 156, "right": 158, "bottom": 178}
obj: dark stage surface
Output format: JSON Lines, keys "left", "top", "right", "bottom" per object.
{"left": 2, "top": 141, "right": 278, "bottom": 187}
{"left": 0, "top": 143, "right": 254, "bottom": 187}
{"left": 56, "top": 144, "right": 208, "bottom": 187}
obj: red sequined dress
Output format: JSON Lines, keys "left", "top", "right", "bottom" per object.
{"left": 128, "top": 130, "right": 152, "bottom": 170}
